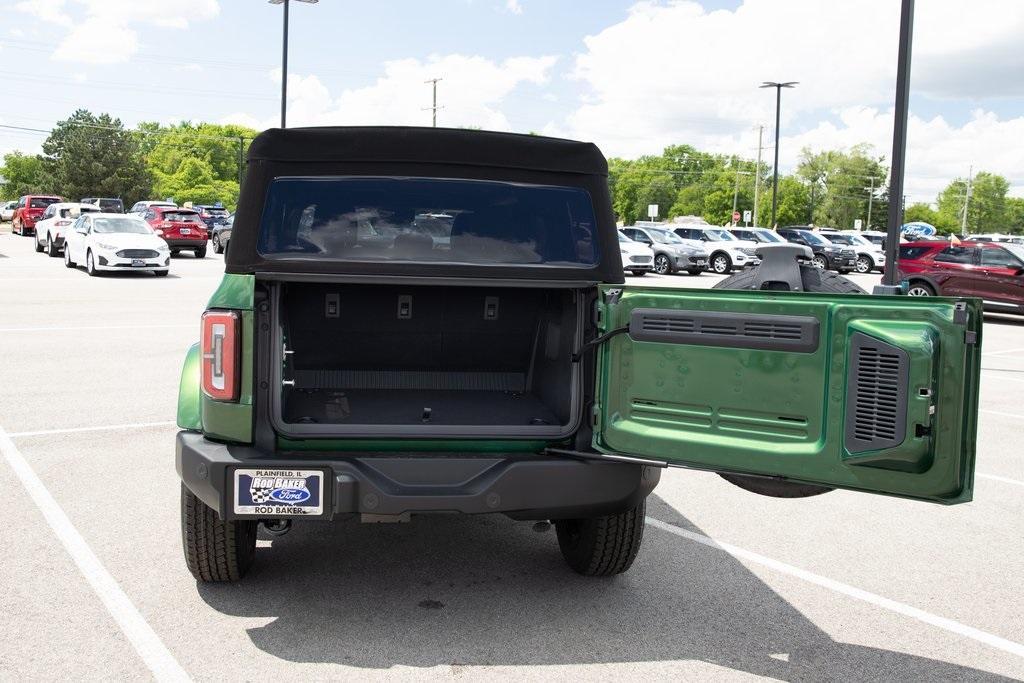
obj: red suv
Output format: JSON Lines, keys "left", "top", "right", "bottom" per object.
{"left": 897, "top": 240, "right": 1024, "bottom": 314}
{"left": 13, "top": 195, "right": 62, "bottom": 235}
{"left": 141, "top": 206, "right": 209, "bottom": 258}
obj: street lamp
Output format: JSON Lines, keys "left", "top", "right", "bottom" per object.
{"left": 269, "top": 0, "right": 319, "bottom": 129}
{"left": 759, "top": 81, "right": 798, "bottom": 228}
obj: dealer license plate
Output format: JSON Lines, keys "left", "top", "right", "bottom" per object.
{"left": 131, "top": 259, "right": 145, "bottom": 267}
{"left": 233, "top": 468, "right": 324, "bottom": 516}
{"left": 180, "top": 228, "right": 191, "bottom": 235}
{"left": 695, "top": 259, "right": 707, "bottom": 265}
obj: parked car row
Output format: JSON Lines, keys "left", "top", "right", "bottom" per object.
{"left": 6, "top": 195, "right": 234, "bottom": 277}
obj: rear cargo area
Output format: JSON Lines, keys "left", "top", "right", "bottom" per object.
{"left": 274, "top": 282, "right": 583, "bottom": 437}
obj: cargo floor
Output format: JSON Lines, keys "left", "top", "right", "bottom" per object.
{"left": 282, "top": 389, "right": 560, "bottom": 427}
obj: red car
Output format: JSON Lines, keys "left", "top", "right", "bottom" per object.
{"left": 897, "top": 239, "right": 1024, "bottom": 314}
{"left": 141, "top": 206, "right": 209, "bottom": 258}
{"left": 13, "top": 194, "right": 62, "bottom": 235}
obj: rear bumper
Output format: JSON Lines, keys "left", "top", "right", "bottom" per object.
{"left": 165, "top": 239, "right": 208, "bottom": 249}
{"left": 176, "top": 431, "right": 660, "bottom": 521}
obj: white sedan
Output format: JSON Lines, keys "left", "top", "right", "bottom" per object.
{"left": 63, "top": 213, "right": 171, "bottom": 277}
{"left": 34, "top": 202, "right": 100, "bottom": 257}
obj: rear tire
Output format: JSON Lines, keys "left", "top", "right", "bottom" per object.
{"left": 212, "top": 234, "right": 223, "bottom": 254}
{"left": 907, "top": 281, "right": 935, "bottom": 296}
{"left": 194, "top": 245, "right": 207, "bottom": 259}
{"left": 181, "top": 484, "right": 257, "bottom": 582}
{"left": 34, "top": 234, "right": 44, "bottom": 252}
{"left": 154, "top": 269, "right": 169, "bottom": 277}
{"left": 811, "top": 254, "right": 828, "bottom": 270}
{"left": 555, "top": 500, "right": 645, "bottom": 576}
{"left": 46, "top": 235, "right": 59, "bottom": 257}
{"left": 630, "top": 270, "right": 647, "bottom": 277}
{"left": 711, "top": 263, "right": 865, "bottom": 498}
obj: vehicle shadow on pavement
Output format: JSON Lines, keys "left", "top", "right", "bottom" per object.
{"left": 198, "top": 494, "right": 1011, "bottom": 679}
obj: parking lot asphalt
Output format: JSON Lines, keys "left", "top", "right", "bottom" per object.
{"left": 1, "top": 224, "right": 1023, "bottom": 681}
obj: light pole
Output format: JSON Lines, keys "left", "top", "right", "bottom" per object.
{"left": 759, "top": 81, "right": 797, "bottom": 228}
{"left": 269, "top": 0, "right": 318, "bottom": 129}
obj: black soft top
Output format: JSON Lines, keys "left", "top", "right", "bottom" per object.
{"left": 228, "top": 126, "right": 622, "bottom": 283}
{"left": 246, "top": 126, "right": 608, "bottom": 176}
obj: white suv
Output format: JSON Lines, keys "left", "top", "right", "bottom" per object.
{"left": 820, "top": 229, "right": 887, "bottom": 273}
{"left": 672, "top": 225, "right": 760, "bottom": 274}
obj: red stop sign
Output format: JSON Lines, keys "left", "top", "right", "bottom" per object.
{"left": 732, "top": 211, "right": 741, "bottom": 222}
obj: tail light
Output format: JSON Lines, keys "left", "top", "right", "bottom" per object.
{"left": 201, "top": 310, "right": 240, "bottom": 401}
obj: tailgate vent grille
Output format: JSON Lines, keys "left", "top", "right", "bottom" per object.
{"left": 629, "top": 309, "right": 819, "bottom": 352}
{"left": 845, "top": 332, "right": 909, "bottom": 453}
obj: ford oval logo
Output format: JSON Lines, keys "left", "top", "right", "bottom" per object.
{"left": 270, "top": 488, "right": 311, "bottom": 503}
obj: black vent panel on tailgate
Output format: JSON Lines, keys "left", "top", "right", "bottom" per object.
{"left": 629, "top": 309, "right": 819, "bottom": 352}
{"left": 844, "top": 332, "right": 909, "bottom": 454}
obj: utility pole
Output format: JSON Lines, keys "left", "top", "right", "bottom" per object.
{"left": 865, "top": 176, "right": 875, "bottom": 230}
{"left": 961, "top": 165, "right": 973, "bottom": 236}
{"left": 423, "top": 78, "right": 443, "bottom": 127}
{"left": 753, "top": 125, "right": 763, "bottom": 227}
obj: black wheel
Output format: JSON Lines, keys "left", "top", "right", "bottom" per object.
{"left": 630, "top": 270, "right": 647, "bottom": 277}
{"left": 555, "top": 500, "right": 645, "bottom": 576}
{"left": 687, "top": 269, "right": 704, "bottom": 276}
{"left": 212, "top": 234, "right": 223, "bottom": 254}
{"left": 906, "top": 281, "right": 935, "bottom": 297}
{"left": 171, "top": 249, "right": 180, "bottom": 257}
{"left": 811, "top": 254, "right": 828, "bottom": 270}
{"left": 34, "top": 234, "right": 44, "bottom": 252}
{"left": 13, "top": 221, "right": 20, "bottom": 235}
{"left": 181, "top": 484, "right": 257, "bottom": 582}
{"left": 710, "top": 252, "right": 732, "bottom": 274}
{"left": 855, "top": 255, "right": 873, "bottom": 274}
{"left": 86, "top": 250, "right": 99, "bottom": 277}
{"left": 838, "top": 269, "right": 852, "bottom": 275}
{"left": 711, "top": 264, "right": 865, "bottom": 498}
{"left": 64, "top": 246, "right": 74, "bottom": 268}
{"left": 653, "top": 253, "right": 672, "bottom": 275}
{"left": 154, "top": 269, "right": 169, "bottom": 277}
{"left": 46, "top": 235, "right": 59, "bottom": 257}
{"left": 194, "top": 245, "right": 207, "bottom": 258}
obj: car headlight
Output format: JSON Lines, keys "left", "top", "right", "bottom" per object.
{"left": 157, "top": 243, "right": 170, "bottom": 251}
{"left": 95, "top": 241, "right": 117, "bottom": 250}
{"left": 825, "top": 246, "right": 838, "bottom": 252}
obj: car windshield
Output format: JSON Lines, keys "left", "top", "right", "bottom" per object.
{"left": 801, "top": 231, "right": 831, "bottom": 246}
{"left": 258, "top": 177, "right": 599, "bottom": 266}
{"left": 208, "top": 208, "right": 229, "bottom": 217}
{"left": 163, "top": 212, "right": 203, "bottom": 224}
{"left": 30, "top": 197, "right": 59, "bottom": 209}
{"left": 648, "top": 228, "right": 684, "bottom": 244}
{"left": 1004, "top": 244, "right": 1024, "bottom": 261}
{"left": 753, "top": 230, "right": 784, "bottom": 243}
{"left": 92, "top": 217, "right": 152, "bottom": 234}
{"left": 98, "top": 199, "right": 123, "bottom": 212}
{"left": 823, "top": 233, "right": 852, "bottom": 244}
{"left": 705, "top": 229, "right": 736, "bottom": 241}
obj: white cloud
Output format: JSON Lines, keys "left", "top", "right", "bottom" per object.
{"left": 506, "top": 0, "right": 523, "bottom": 15}
{"left": 546, "top": 0, "right": 1024, "bottom": 202}
{"left": 17, "top": 0, "right": 219, "bottom": 64}
{"left": 225, "top": 54, "right": 558, "bottom": 131}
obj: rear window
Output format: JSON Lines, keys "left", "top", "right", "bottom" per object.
{"left": 162, "top": 211, "right": 203, "bottom": 224}
{"left": 934, "top": 246, "right": 976, "bottom": 264}
{"left": 30, "top": 197, "right": 59, "bottom": 209}
{"left": 98, "top": 199, "right": 123, "bottom": 212}
{"left": 898, "top": 245, "right": 935, "bottom": 260}
{"left": 257, "top": 177, "right": 599, "bottom": 267}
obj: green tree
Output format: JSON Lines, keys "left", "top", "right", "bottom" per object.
{"left": 152, "top": 157, "right": 238, "bottom": 207}
{"left": 770, "top": 176, "right": 811, "bottom": 227}
{"left": 903, "top": 202, "right": 959, "bottom": 234}
{"left": 41, "top": 109, "right": 152, "bottom": 204}
{"left": 796, "top": 144, "right": 888, "bottom": 229}
{"left": 1005, "top": 197, "right": 1024, "bottom": 235}
{"left": 937, "top": 171, "right": 1010, "bottom": 234}
{"left": 0, "top": 152, "right": 47, "bottom": 199}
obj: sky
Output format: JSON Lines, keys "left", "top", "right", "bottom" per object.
{"left": 3, "top": 0, "right": 1023, "bottom": 204}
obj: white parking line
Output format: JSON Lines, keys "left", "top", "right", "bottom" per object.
{"left": 981, "top": 372, "right": 1024, "bottom": 384}
{"left": 982, "top": 347, "right": 1024, "bottom": 357}
{"left": 0, "top": 426, "right": 190, "bottom": 682}
{"left": 981, "top": 409, "right": 1024, "bottom": 420}
{"left": 978, "top": 473, "right": 1024, "bottom": 487}
{"left": 0, "top": 323, "right": 194, "bottom": 333}
{"left": 646, "top": 517, "right": 1024, "bottom": 659}
{"left": 7, "top": 421, "right": 178, "bottom": 438}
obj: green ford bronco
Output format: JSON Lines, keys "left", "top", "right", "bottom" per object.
{"left": 176, "top": 127, "right": 981, "bottom": 582}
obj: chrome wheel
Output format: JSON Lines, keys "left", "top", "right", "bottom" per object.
{"left": 711, "top": 254, "right": 731, "bottom": 274}
{"left": 907, "top": 284, "right": 933, "bottom": 296}
{"left": 654, "top": 254, "right": 671, "bottom": 274}
{"left": 811, "top": 255, "right": 828, "bottom": 270}
{"left": 855, "top": 255, "right": 872, "bottom": 273}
